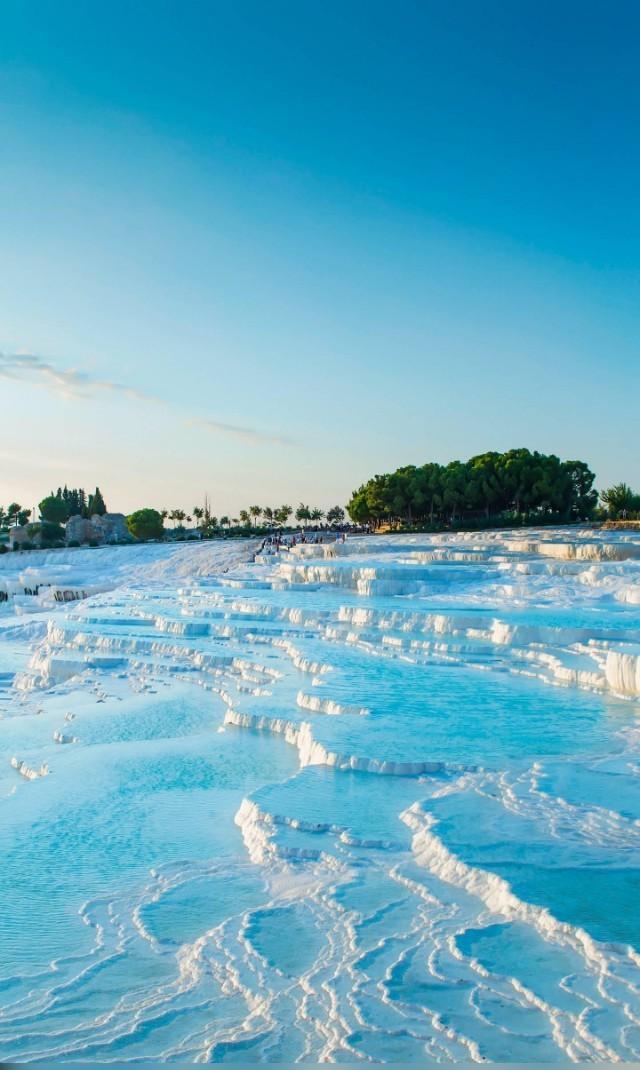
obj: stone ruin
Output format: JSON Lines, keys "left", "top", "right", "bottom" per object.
{"left": 7, "top": 513, "right": 132, "bottom": 549}
{"left": 65, "top": 513, "right": 131, "bottom": 545}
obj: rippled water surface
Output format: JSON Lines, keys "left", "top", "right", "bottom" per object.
{"left": 0, "top": 528, "right": 639, "bottom": 1062}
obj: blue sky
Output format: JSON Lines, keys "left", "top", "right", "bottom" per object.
{"left": 1, "top": 0, "right": 637, "bottom": 514}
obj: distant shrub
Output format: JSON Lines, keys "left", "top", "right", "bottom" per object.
{"left": 88, "top": 539, "right": 100, "bottom": 548}
{"left": 41, "top": 521, "right": 64, "bottom": 544}
{"left": 67, "top": 539, "right": 81, "bottom": 547}
{"left": 22, "top": 540, "right": 34, "bottom": 551}
{"left": 0, "top": 544, "right": 7, "bottom": 554}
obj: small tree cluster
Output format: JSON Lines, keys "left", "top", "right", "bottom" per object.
{"left": 600, "top": 483, "right": 640, "bottom": 519}
{"left": 41, "top": 486, "right": 108, "bottom": 522}
{"left": 0, "top": 503, "right": 32, "bottom": 529}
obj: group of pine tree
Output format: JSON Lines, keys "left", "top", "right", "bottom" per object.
{"left": 38, "top": 486, "right": 107, "bottom": 524}
{"left": 346, "top": 448, "right": 635, "bottom": 529}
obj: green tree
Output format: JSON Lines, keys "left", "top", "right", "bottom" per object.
{"left": 600, "top": 483, "right": 636, "bottom": 518}
{"left": 562, "top": 460, "right": 597, "bottom": 519}
{"left": 239, "top": 509, "right": 250, "bottom": 526}
{"left": 347, "top": 488, "right": 370, "bottom": 525}
{"left": 441, "top": 461, "right": 467, "bottom": 523}
{"left": 467, "top": 452, "right": 503, "bottom": 518}
{"left": 6, "top": 502, "right": 22, "bottom": 527}
{"left": 326, "top": 505, "right": 345, "bottom": 525}
{"left": 500, "top": 448, "right": 540, "bottom": 516}
{"left": 249, "top": 505, "right": 262, "bottom": 526}
{"left": 39, "top": 495, "right": 69, "bottom": 525}
{"left": 275, "top": 504, "right": 293, "bottom": 527}
{"left": 347, "top": 476, "right": 392, "bottom": 528}
{"left": 127, "top": 508, "right": 164, "bottom": 541}
{"left": 310, "top": 507, "right": 324, "bottom": 524}
{"left": 295, "top": 503, "right": 311, "bottom": 526}
{"left": 385, "top": 466, "right": 415, "bottom": 525}
{"left": 77, "top": 489, "right": 87, "bottom": 517}
{"left": 88, "top": 487, "right": 107, "bottom": 516}
{"left": 169, "top": 509, "right": 186, "bottom": 528}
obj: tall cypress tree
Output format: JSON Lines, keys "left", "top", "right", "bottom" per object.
{"left": 89, "top": 487, "right": 107, "bottom": 516}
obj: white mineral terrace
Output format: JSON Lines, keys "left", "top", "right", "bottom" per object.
{"left": 0, "top": 527, "right": 638, "bottom": 1062}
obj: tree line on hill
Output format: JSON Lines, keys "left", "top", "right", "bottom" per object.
{"left": 127, "top": 503, "right": 347, "bottom": 541}
{"left": 159, "top": 503, "right": 345, "bottom": 530}
{"left": 346, "top": 449, "right": 638, "bottom": 529}
{"left": 2, "top": 457, "right": 637, "bottom": 550}
{"left": 0, "top": 491, "right": 349, "bottom": 548}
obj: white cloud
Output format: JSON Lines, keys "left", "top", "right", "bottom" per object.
{"left": 0, "top": 352, "right": 151, "bottom": 402}
{"left": 187, "top": 415, "right": 289, "bottom": 446}
{"left": 0, "top": 352, "right": 285, "bottom": 445}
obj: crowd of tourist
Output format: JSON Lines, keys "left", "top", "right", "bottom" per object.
{"left": 258, "top": 529, "right": 347, "bottom": 555}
